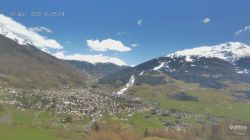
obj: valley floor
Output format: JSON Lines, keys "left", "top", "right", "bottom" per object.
{"left": 0, "top": 87, "right": 250, "bottom": 140}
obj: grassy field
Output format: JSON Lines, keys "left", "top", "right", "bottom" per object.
{"left": 128, "top": 113, "right": 163, "bottom": 133}
{"left": 0, "top": 125, "right": 62, "bottom": 140}
{"left": 0, "top": 107, "right": 61, "bottom": 140}
{"left": 130, "top": 82, "right": 250, "bottom": 122}
{"left": 156, "top": 98, "right": 250, "bottom": 122}
{"left": 12, "top": 111, "right": 34, "bottom": 126}
{"left": 0, "top": 106, "right": 85, "bottom": 140}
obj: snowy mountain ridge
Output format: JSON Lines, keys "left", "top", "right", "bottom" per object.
{"left": 0, "top": 26, "right": 31, "bottom": 46}
{"left": 167, "top": 42, "right": 250, "bottom": 63}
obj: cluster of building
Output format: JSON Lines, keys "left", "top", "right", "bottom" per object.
{"left": 0, "top": 87, "right": 145, "bottom": 121}
{"left": 0, "top": 87, "right": 221, "bottom": 132}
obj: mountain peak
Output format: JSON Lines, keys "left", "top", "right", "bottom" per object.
{"left": 0, "top": 26, "right": 30, "bottom": 46}
{"left": 167, "top": 42, "right": 250, "bottom": 63}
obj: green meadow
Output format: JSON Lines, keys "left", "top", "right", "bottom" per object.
{"left": 0, "top": 125, "right": 62, "bottom": 140}
{"left": 156, "top": 98, "right": 250, "bottom": 122}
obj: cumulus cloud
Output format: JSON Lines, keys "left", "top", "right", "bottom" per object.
{"left": 29, "top": 26, "right": 52, "bottom": 33}
{"left": 137, "top": 19, "right": 143, "bottom": 26}
{"left": 202, "top": 18, "right": 210, "bottom": 24}
{"left": 0, "top": 14, "right": 63, "bottom": 49}
{"left": 87, "top": 39, "right": 131, "bottom": 52}
{"left": 54, "top": 51, "right": 127, "bottom": 66}
{"left": 235, "top": 25, "right": 250, "bottom": 36}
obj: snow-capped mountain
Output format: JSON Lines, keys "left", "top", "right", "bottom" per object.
{"left": 168, "top": 42, "right": 250, "bottom": 63}
{"left": 0, "top": 25, "right": 32, "bottom": 46}
{"left": 99, "top": 42, "right": 250, "bottom": 89}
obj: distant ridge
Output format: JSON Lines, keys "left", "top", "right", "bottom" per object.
{"left": 168, "top": 42, "right": 250, "bottom": 63}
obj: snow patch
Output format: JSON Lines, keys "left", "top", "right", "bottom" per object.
{"left": 153, "top": 62, "right": 165, "bottom": 71}
{"left": 116, "top": 75, "right": 135, "bottom": 95}
{"left": 237, "top": 69, "right": 249, "bottom": 74}
{"left": 0, "top": 27, "right": 28, "bottom": 45}
{"left": 139, "top": 71, "right": 144, "bottom": 76}
{"left": 185, "top": 56, "right": 194, "bottom": 62}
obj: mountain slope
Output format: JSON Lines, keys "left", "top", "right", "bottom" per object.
{"left": 0, "top": 35, "right": 89, "bottom": 88}
{"left": 67, "top": 60, "right": 129, "bottom": 78}
{"left": 99, "top": 42, "right": 250, "bottom": 89}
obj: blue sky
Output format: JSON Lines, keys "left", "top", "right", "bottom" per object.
{"left": 0, "top": 0, "right": 250, "bottom": 66}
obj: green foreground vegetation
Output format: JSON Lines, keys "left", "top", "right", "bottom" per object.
{"left": 0, "top": 125, "right": 61, "bottom": 140}
{"left": 157, "top": 98, "right": 250, "bottom": 122}
{"left": 1, "top": 80, "right": 250, "bottom": 140}
{"left": 0, "top": 102, "right": 250, "bottom": 140}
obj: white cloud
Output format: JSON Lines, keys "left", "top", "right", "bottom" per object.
{"left": 29, "top": 26, "right": 52, "bottom": 33}
{"left": 235, "top": 25, "right": 250, "bottom": 36}
{"left": 0, "top": 14, "right": 63, "bottom": 49}
{"left": 137, "top": 19, "right": 143, "bottom": 26}
{"left": 87, "top": 38, "right": 131, "bottom": 52}
{"left": 54, "top": 51, "right": 127, "bottom": 66}
{"left": 130, "top": 43, "right": 139, "bottom": 48}
{"left": 202, "top": 18, "right": 210, "bottom": 24}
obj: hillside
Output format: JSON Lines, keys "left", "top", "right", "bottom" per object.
{"left": 0, "top": 35, "right": 89, "bottom": 88}
{"left": 67, "top": 60, "right": 129, "bottom": 78}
